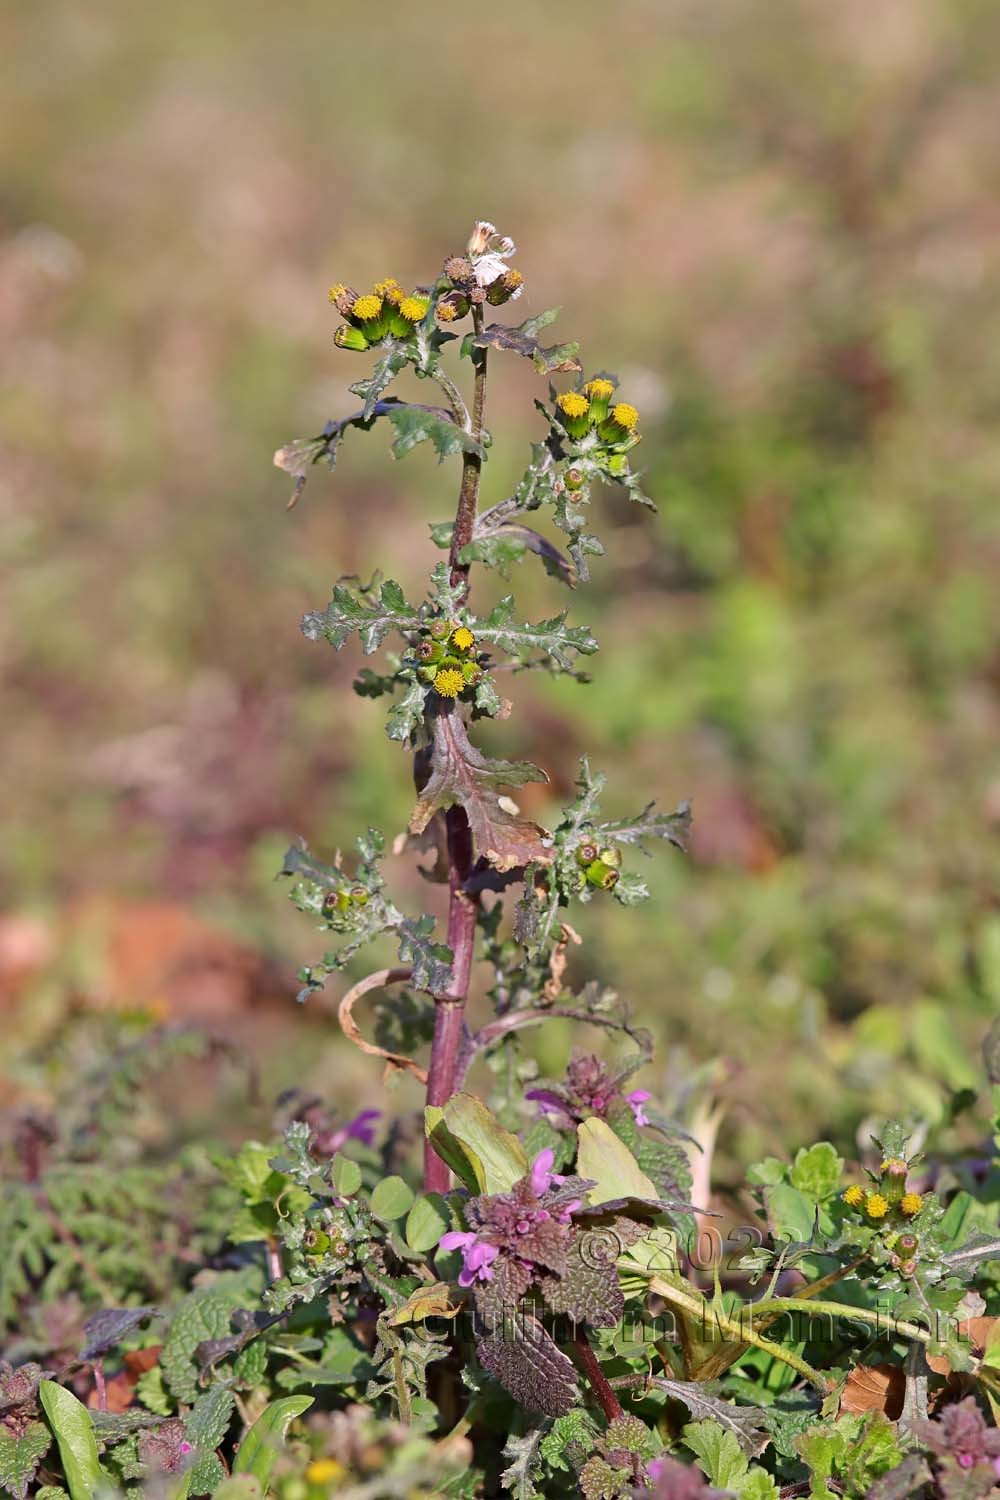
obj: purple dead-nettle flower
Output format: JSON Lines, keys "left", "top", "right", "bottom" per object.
{"left": 627, "top": 1089, "right": 653, "bottom": 1128}
{"left": 526, "top": 1054, "right": 632, "bottom": 1127}
{"left": 913, "top": 1397, "right": 1000, "bottom": 1475}
{"left": 439, "top": 1230, "right": 500, "bottom": 1287}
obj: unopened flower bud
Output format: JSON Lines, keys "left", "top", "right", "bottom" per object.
{"left": 334, "top": 324, "right": 370, "bottom": 352}
{"left": 900, "top": 1258, "right": 918, "bottom": 1277}
{"left": 576, "top": 842, "right": 600, "bottom": 867}
{"left": 598, "top": 846, "right": 622, "bottom": 869}
{"left": 349, "top": 886, "right": 368, "bottom": 906}
{"left": 585, "top": 859, "right": 620, "bottom": 890}
{"left": 897, "top": 1233, "right": 918, "bottom": 1252}
{"left": 429, "top": 619, "right": 451, "bottom": 640}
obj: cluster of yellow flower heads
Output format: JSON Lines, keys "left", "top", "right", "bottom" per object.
{"left": 411, "top": 620, "right": 483, "bottom": 699}
{"left": 554, "top": 378, "right": 640, "bottom": 446}
{"left": 328, "top": 277, "right": 431, "bottom": 351}
{"left": 842, "top": 1154, "right": 925, "bottom": 1277}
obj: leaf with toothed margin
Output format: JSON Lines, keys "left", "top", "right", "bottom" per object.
{"left": 350, "top": 348, "right": 409, "bottom": 420}
{"left": 302, "top": 575, "right": 420, "bottom": 654}
{"left": 476, "top": 595, "right": 597, "bottom": 673}
{"left": 477, "top": 1317, "right": 579, "bottom": 1417}
{"left": 0, "top": 1422, "right": 51, "bottom": 1500}
{"left": 386, "top": 405, "right": 485, "bottom": 462}
{"left": 500, "top": 1428, "right": 544, "bottom": 1499}
{"left": 470, "top": 309, "right": 582, "bottom": 374}
{"left": 539, "top": 1245, "right": 624, "bottom": 1329}
{"left": 385, "top": 678, "right": 428, "bottom": 743}
{"left": 410, "top": 708, "right": 550, "bottom": 873}
{"left": 396, "top": 915, "right": 452, "bottom": 994}
{"left": 461, "top": 525, "right": 575, "bottom": 586}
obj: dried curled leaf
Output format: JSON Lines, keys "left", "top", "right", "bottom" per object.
{"left": 410, "top": 708, "right": 551, "bottom": 873}
{"left": 472, "top": 308, "right": 582, "bottom": 374}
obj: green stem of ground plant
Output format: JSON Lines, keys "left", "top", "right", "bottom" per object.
{"left": 647, "top": 1277, "right": 831, "bottom": 1391}
{"left": 746, "top": 1295, "right": 983, "bottom": 1367}
{"left": 423, "top": 304, "right": 488, "bottom": 1195}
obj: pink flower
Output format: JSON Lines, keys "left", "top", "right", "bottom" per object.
{"left": 627, "top": 1089, "right": 652, "bottom": 1128}
{"left": 530, "top": 1148, "right": 557, "bottom": 1196}
{"left": 439, "top": 1229, "right": 499, "bottom": 1287}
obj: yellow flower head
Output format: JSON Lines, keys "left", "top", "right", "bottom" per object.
{"left": 353, "top": 294, "right": 382, "bottom": 322}
{"left": 374, "top": 277, "right": 403, "bottom": 302}
{"left": 328, "top": 283, "right": 348, "bottom": 304}
{"left": 611, "top": 402, "right": 639, "bottom": 431}
{"left": 584, "top": 379, "right": 615, "bottom": 401}
{"left": 436, "top": 300, "right": 458, "bottom": 322}
{"left": 843, "top": 1185, "right": 864, "bottom": 1208}
{"left": 557, "top": 392, "right": 590, "bottom": 421}
{"left": 880, "top": 1157, "right": 908, "bottom": 1177}
{"left": 900, "top": 1192, "right": 923, "bottom": 1217}
{"left": 865, "top": 1193, "right": 889, "bottom": 1220}
{"left": 305, "top": 1459, "right": 345, "bottom": 1486}
{"left": 399, "top": 295, "right": 429, "bottom": 322}
{"left": 433, "top": 667, "right": 465, "bottom": 698}
{"left": 451, "top": 625, "right": 475, "bottom": 652}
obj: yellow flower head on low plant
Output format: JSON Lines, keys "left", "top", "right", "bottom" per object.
{"left": 843, "top": 1185, "right": 864, "bottom": 1208}
{"left": 436, "top": 300, "right": 458, "bottom": 322}
{"left": 305, "top": 1459, "right": 346, "bottom": 1485}
{"left": 880, "top": 1157, "right": 908, "bottom": 1177}
{"left": 900, "top": 1192, "right": 924, "bottom": 1217}
{"left": 556, "top": 390, "right": 591, "bottom": 439}
{"left": 352, "top": 294, "right": 383, "bottom": 322}
{"left": 399, "top": 295, "right": 429, "bottom": 322}
{"left": 328, "top": 282, "right": 348, "bottom": 304}
{"left": 374, "top": 277, "right": 403, "bottom": 303}
{"left": 433, "top": 667, "right": 465, "bottom": 698}
{"left": 451, "top": 625, "right": 475, "bottom": 652}
{"left": 611, "top": 402, "right": 639, "bottom": 431}
{"left": 865, "top": 1192, "right": 889, "bottom": 1219}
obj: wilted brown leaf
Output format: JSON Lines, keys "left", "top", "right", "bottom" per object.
{"left": 410, "top": 709, "right": 551, "bottom": 873}
{"left": 839, "top": 1362, "right": 905, "bottom": 1418}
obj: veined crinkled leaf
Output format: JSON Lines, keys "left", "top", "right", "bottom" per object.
{"left": 386, "top": 405, "right": 485, "bottom": 462}
{"left": 477, "top": 1317, "right": 579, "bottom": 1416}
{"left": 39, "top": 1383, "right": 105, "bottom": 1500}
{"left": 576, "top": 1118, "right": 658, "bottom": 1205}
{"left": 442, "top": 1093, "right": 529, "bottom": 1193}
{"left": 350, "top": 349, "right": 409, "bottom": 420}
{"left": 410, "top": 709, "right": 550, "bottom": 873}
{"left": 471, "top": 309, "right": 581, "bottom": 374}
{"left": 0, "top": 1420, "right": 51, "bottom": 1500}
{"left": 396, "top": 914, "right": 453, "bottom": 993}
{"left": 475, "top": 595, "right": 597, "bottom": 672}
{"left": 232, "top": 1396, "right": 313, "bottom": 1486}
{"left": 461, "top": 524, "right": 574, "bottom": 586}
{"left": 500, "top": 1429, "right": 544, "bottom": 1500}
{"left": 664, "top": 1388, "right": 772, "bottom": 1458}
{"left": 302, "top": 575, "right": 419, "bottom": 654}
{"left": 601, "top": 799, "right": 693, "bottom": 854}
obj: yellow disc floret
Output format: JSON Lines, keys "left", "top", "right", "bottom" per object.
{"left": 880, "top": 1157, "right": 908, "bottom": 1176}
{"left": 399, "top": 295, "right": 429, "bottom": 322}
{"left": 900, "top": 1192, "right": 923, "bottom": 1217}
{"left": 436, "top": 301, "right": 458, "bottom": 322}
{"left": 865, "top": 1193, "right": 889, "bottom": 1219}
{"left": 451, "top": 625, "right": 475, "bottom": 652}
{"left": 843, "top": 1185, "right": 864, "bottom": 1207}
{"left": 433, "top": 667, "right": 465, "bottom": 698}
{"left": 353, "top": 294, "right": 382, "bottom": 321}
{"left": 305, "top": 1459, "right": 346, "bottom": 1485}
{"left": 374, "top": 277, "right": 403, "bottom": 300}
{"left": 611, "top": 402, "right": 639, "bottom": 430}
{"left": 584, "top": 379, "right": 615, "bottom": 400}
{"left": 557, "top": 392, "right": 591, "bottom": 420}
{"left": 328, "top": 282, "right": 348, "bottom": 304}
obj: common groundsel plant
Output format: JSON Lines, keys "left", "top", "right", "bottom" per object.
{"left": 4, "top": 223, "right": 1000, "bottom": 1500}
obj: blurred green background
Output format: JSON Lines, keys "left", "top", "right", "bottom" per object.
{"left": 3, "top": 0, "right": 1000, "bottom": 1174}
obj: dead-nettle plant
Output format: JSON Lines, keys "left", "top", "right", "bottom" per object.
{"left": 276, "top": 219, "right": 691, "bottom": 1199}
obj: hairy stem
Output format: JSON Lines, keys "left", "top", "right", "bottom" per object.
{"left": 572, "top": 1329, "right": 624, "bottom": 1422}
{"left": 448, "top": 303, "right": 487, "bottom": 590}
{"left": 423, "top": 305, "right": 488, "bottom": 1193}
